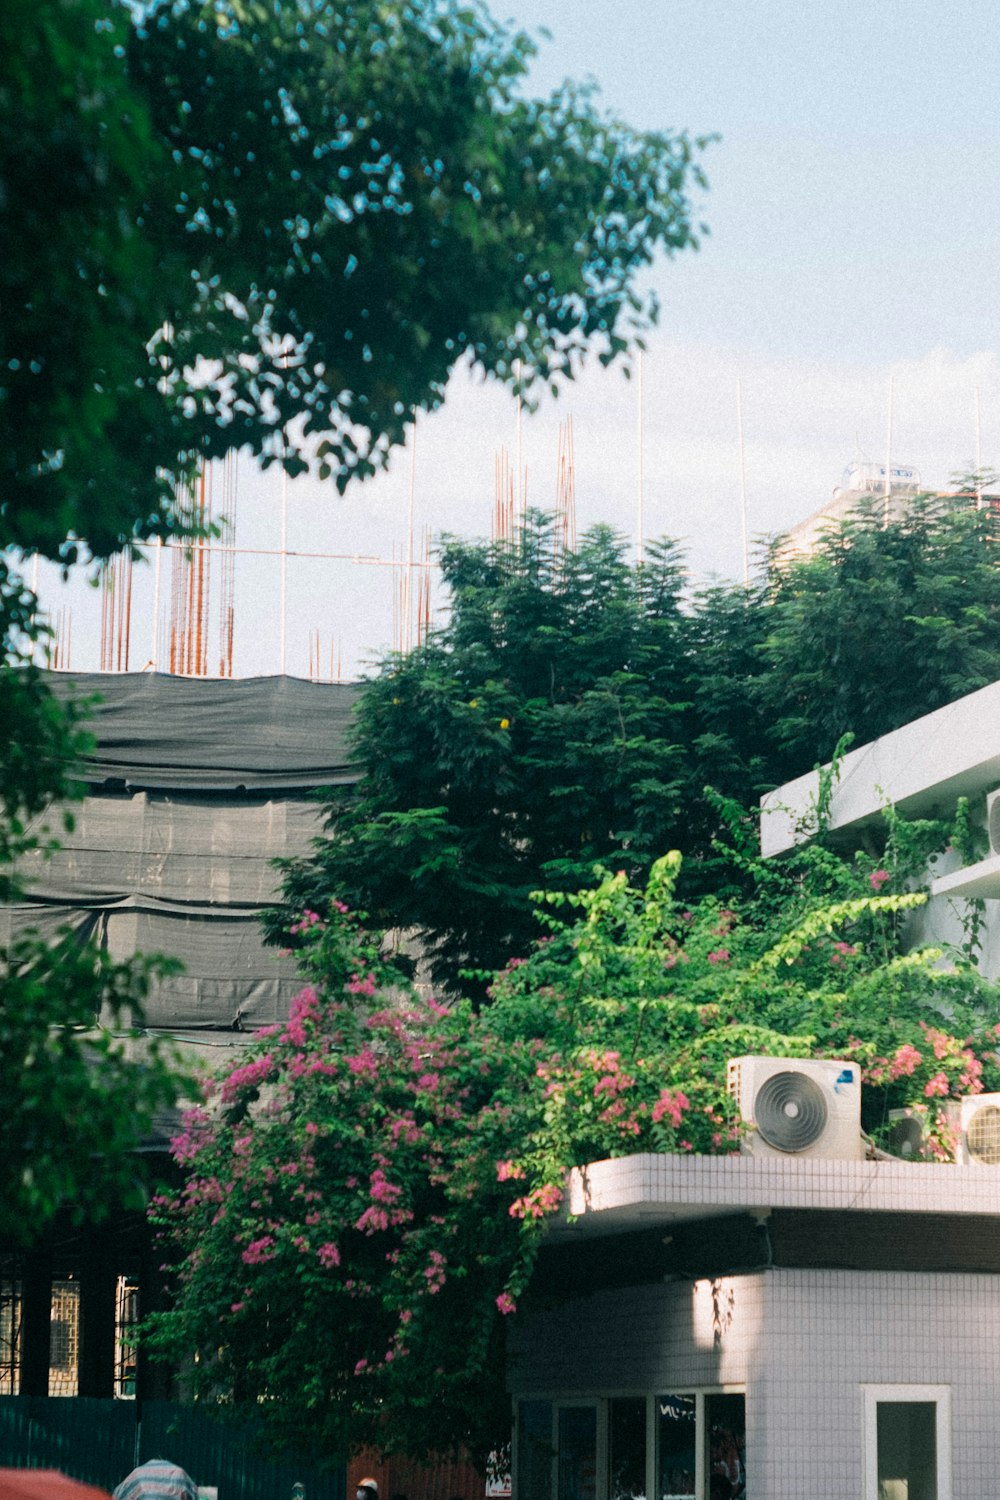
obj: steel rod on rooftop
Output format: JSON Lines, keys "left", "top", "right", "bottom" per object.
{"left": 884, "top": 373, "right": 895, "bottom": 523}
{"left": 637, "top": 350, "right": 645, "bottom": 565}
{"left": 150, "top": 537, "right": 163, "bottom": 671}
{"left": 405, "top": 417, "right": 416, "bottom": 654}
{"left": 515, "top": 358, "right": 524, "bottom": 521}
{"left": 279, "top": 453, "right": 288, "bottom": 676}
{"left": 737, "top": 377, "right": 749, "bottom": 586}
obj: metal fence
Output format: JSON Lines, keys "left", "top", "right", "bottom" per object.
{"left": 0, "top": 1397, "right": 345, "bottom": 1500}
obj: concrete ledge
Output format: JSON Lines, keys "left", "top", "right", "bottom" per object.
{"left": 760, "top": 677, "right": 1000, "bottom": 857}
{"left": 551, "top": 1151, "right": 1000, "bottom": 1239}
{"left": 931, "top": 853, "right": 1000, "bottom": 899}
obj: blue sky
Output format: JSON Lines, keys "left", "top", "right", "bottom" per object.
{"left": 38, "top": 0, "right": 1000, "bottom": 677}
{"left": 519, "top": 0, "right": 1000, "bottom": 362}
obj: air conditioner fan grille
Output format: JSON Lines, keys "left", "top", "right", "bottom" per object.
{"left": 887, "top": 1114, "right": 924, "bottom": 1159}
{"left": 966, "top": 1103, "right": 1000, "bottom": 1165}
{"left": 755, "top": 1070, "right": 828, "bottom": 1152}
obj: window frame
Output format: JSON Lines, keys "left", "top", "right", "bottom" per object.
{"left": 861, "top": 1383, "right": 952, "bottom": 1500}
{"left": 513, "top": 1385, "right": 746, "bottom": 1500}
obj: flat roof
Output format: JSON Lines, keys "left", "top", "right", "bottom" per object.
{"left": 548, "top": 1152, "right": 1000, "bottom": 1240}
{"left": 760, "top": 677, "right": 1000, "bottom": 857}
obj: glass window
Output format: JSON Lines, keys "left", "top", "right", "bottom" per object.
{"left": 657, "top": 1394, "right": 696, "bottom": 1499}
{"left": 705, "top": 1394, "right": 746, "bottom": 1500}
{"left": 608, "top": 1397, "right": 646, "bottom": 1500}
{"left": 515, "top": 1390, "right": 747, "bottom": 1500}
{"left": 876, "top": 1402, "right": 937, "bottom": 1500}
{"left": 518, "top": 1401, "right": 553, "bottom": 1500}
{"left": 558, "top": 1406, "right": 598, "bottom": 1500}
{"left": 863, "top": 1386, "right": 951, "bottom": 1500}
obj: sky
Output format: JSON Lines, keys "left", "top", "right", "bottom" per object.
{"left": 36, "top": 0, "right": 1000, "bottom": 679}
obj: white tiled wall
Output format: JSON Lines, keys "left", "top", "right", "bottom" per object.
{"left": 511, "top": 1267, "right": 1000, "bottom": 1497}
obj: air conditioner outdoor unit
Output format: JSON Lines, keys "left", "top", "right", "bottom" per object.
{"left": 987, "top": 789, "right": 1000, "bottom": 857}
{"left": 727, "top": 1055, "right": 863, "bottom": 1160}
{"left": 885, "top": 1106, "right": 936, "bottom": 1161}
{"left": 958, "top": 1092, "right": 1000, "bottom": 1165}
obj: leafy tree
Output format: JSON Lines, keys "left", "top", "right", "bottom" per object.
{"left": 281, "top": 498, "right": 1000, "bottom": 987}
{"left": 0, "top": 928, "right": 188, "bottom": 1245}
{"left": 0, "top": 581, "right": 195, "bottom": 1243}
{"left": 278, "top": 516, "right": 698, "bottom": 990}
{"left": 758, "top": 496, "right": 1000, "bottom": 779}
{"left": 1, "top": 0, "right": 710, "bottom": 1234}
{"left": 151, "top": 815, "right": 1000, "bottom": 1462}
{"left": 0, "top": 563, "right": 94, "bottom": 897}
{"left": 3, "top": 0, "right": 710, "bottom": 561}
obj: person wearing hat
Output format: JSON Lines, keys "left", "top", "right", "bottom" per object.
{"left": 356, "top": 1478, "right": 379, "bottom": 1500}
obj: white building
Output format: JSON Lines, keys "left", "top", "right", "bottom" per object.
{"left": 508, "top": 683, "right": 1000, "bottom": 1500}
{"left": 760, "top": 675, "right": 1000, "bottom": 979}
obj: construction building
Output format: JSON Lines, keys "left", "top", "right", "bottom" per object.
{"left": 2, "top": 671, "right": 358, "bottom": 1402}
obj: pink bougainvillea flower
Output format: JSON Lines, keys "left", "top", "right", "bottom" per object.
{"left": 889, "top": 1043, "right": 922, "bottom": 1080}
{"left": 241, "top": 1236, "right": 276, "bottom": 1266}
{"left": 652, "top": 1088, "right": 689, "bottom": 1129}
{"left": 869, "top": 869, "right": 890, "bottom": 891}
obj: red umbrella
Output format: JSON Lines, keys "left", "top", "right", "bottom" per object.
{"left": 0, "top": 1471, "right": 111, "bottom": 1500}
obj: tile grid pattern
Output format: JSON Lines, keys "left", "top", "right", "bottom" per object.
{"left": 511, "top": 1268, "right": 1000, "bottom": 1497}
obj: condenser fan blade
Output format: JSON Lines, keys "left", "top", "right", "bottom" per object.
{"left": 755, "top": 1070, "right": 828, "bottom": 1152}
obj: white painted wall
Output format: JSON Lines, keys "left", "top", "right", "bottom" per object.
{"left": 510, "top": 1267, "right": 1000, "bottom": 1499}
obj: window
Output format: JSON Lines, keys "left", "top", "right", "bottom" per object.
{"left": 657, "top": 1394, "right": 696, "bottom": 1497}
{"left": 609, "top": 1397, "right": 646, "bottom": 1500}
{"left": 862, "top": 1385, "right": 951, "bottom": 1500}
{"left": 514, "top": 1390, "right": 745, "bottom": 1500}
{"left": 557, "top": 1405, "right": 599, "bottom": 1500}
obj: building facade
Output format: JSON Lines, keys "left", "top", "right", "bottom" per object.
{"left": 509, "top": 1154, "right": 1000, "bottom": 1500}
{"left": 2, "top": 672, "right": 359, "bottom": 1400}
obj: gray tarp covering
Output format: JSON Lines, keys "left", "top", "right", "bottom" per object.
{"left": 17, "top": 792, "right": 322, "bottom": 905}
{"left": 9, "top": 674, "right": 358, "bottom": 1033}
{"left": 49, "top": 671, "right": 360, "bottom": 790}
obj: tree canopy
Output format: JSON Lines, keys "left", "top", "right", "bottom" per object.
{"left": 2, "top": 0, "right": 710, "bottom": 561}
{"left": 0, "top": 0, "right": 710, "bottom": 1239}
{"left": 280, "top": 519, "right": 695, "bottom": 987}
{"left": 152, "top": 804, "right": 1000, "bottom": 1461}
{"left": 280, "top": 497, "right": 1000, "bottom": 991}
{"left": 757, "top": 496, "right": 1000, "bottom": 775}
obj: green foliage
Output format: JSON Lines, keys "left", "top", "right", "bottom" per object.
{"left": 0, "top": 562, "right": 95, "bottom": 896}
{"left": 3, "top": 0, "right": 709, "bottom": 561}
{"left": 278, "top": 516, "right": 698, "bottom": 990}
{"left": 281, "top": 499, "right": 1000, "bottom": 989}
{"left": 0, "top": 923, "right": 192, "bottom": 1244}
{"left": 0, "top": 566, "right": 194, "bottom": 1243}
{"left": 147, "top": 909, "right": 541, "bottom": 1460}
{"left": 1, "top": 0, "right": 191, "bottom": 562}
{"left": 758, "top": 497, "right": 1000, "bottom": 778}
{"left": 153, "top": 818, "right": 1000, "bottom": 1462}
{"left": 2, "top": 0, "right": 710, "bottom": 1246}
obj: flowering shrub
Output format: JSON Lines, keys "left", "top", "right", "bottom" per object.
{"left": 148, "top": 821, "right": 1000, "bottom": 1461}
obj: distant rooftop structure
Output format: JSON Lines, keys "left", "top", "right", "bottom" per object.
{"left": 835, "top": 459, "right": 922, "bottom": 498}
{"left": 776, "top": 458, "right": 922, "bottom": 560}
